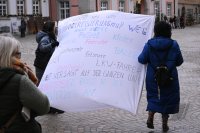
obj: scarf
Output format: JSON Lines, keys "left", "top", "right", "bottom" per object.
{"left": 12, "top": 57, "right": 38, "bottom": 85}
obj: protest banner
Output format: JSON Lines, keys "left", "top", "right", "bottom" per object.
{"left": 39, "top": 10, "right": 155, "bottom": 114}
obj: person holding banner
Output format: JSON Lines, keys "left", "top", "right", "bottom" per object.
{"left": 0, "top": 34, "right": 50, "bottom": 133}
{"left": 34, "top": 21, "right": 64, "bottom": 114}
{"left": 34, "top": 21, "right": 59, "bottom": 83}
{"left": 138, "top": 21, "right": 183, "bottom": 132}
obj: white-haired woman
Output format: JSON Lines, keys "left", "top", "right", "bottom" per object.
{"left": 0, "top": 35, "right": 49, "bottom": 133}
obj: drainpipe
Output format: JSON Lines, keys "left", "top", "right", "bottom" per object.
{"left": 49, "top": 0, "right": 52, "bottom": 20}
{"left": 96, "top": 0, "right": 98, "bottom": 11}
{"left": 160, "top": 0, "right": 162, "bottom": 21}
{"left": 174, "top": 0, "right": 175, "bottom": 16}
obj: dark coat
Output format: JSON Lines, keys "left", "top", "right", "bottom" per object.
{"left": 20, "top": 19, "right": 27, "bottom": 31}
{"left": 34, "top": 31, "right": 56, "bottom": 70}
{"left": 0, "top": 68, "right": 42, "bottom": 133}
{"left": 138, "top": 37, "right": 183, "bottom": 114}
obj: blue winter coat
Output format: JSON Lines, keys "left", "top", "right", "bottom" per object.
{"left": 138, "top": 37, "right": 183, "bottom": 114}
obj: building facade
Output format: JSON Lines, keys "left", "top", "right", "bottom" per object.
{"left": 78, "top": 0, "right": 135, "bottom": 14}
{"left": 79, "top": 0, "right": 96, "bottom": 14}
{"left": 0, "top": 0, "right": 49, "bottom": 33}
{"left": 75, "top": 0, "right": 179, "bottom": 21}
{"left": 178, "top": 0, "right": 200, "bottom": 25}
{"left": 96, "top": 0, "right": 134, "bottom": 13}
{"left": 143, "top": 0, "right": 178, "bottom": 20}
{"left": 49, "top": 0, "right": 79, "bottom": 21}
{"left": 1, "top": 0, "right": 200, "bottom": 34}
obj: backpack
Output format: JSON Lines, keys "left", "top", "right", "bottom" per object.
{"left": 149, "top": 42, "right": 173, "bottom": 87}
{"left": 154, "top": 64, "right": 173, "bottom": 87}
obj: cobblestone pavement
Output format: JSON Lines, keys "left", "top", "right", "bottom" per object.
{"left": 14, "top": 24, "right": 200, "bottom": 133}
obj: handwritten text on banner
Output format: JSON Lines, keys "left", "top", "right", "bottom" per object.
{"left": 39, "top": 10, "right": 155, "bottom": 114}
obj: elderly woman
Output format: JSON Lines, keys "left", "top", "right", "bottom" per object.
{"left": 0, "top": 34, "right": 49, "bottom": 133}
{"left": 138, "top": 21, "right": 184, "bottom": 132}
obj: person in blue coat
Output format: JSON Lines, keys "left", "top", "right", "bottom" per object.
{"left": 138, "top": 21, "right": 183, "bottom": 132}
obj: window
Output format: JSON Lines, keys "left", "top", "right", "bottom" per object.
{"left": 187, "top": 9, "right": 193, "bottom": 16}
{"left": 101, "top": 1, "right": 108, "bottom": 10}
{"left": 17, "top": 0, "right": 24, "bottom": 15}
{"left": 33, "top": 0, "right": 40, "bottom": 15}
{"left": 186, "top": 9, "right": 194, "bottom": 25}
{"left": 60, "top": 1, "right": 70, "bottom": 19}
{"left": 186, "top": 8, "right": 193, "bottom": 20}
{"left": 0, "top": 0, "right": 7, "bottom": 16}
{"left": 119, "top": 1, "right": 125, "bottom": 12}
{"left": 166, "top": 3, "right": 172, "bottom": 17}
{"left": 154, "top": 2, "right": 160, "bottom": 17}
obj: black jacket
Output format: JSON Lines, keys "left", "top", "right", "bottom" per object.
{"left": 0, "top": 68, "right": 22, "bottom": 126}
{"left": 0, "top": 68, "right": 42, "bottom": 133}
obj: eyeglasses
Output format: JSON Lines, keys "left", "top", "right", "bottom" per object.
{"left": 14, "top": 52, "right": 21, "bottom": 59}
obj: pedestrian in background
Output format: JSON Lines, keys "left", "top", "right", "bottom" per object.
{"left": 164, "top": 15, "right": 168, "bottom": 22}
{"left": 180, "top": 16, "right": 185, "bottom": 29}
{"left": 0, "top": 34, "right": 50, "bottom": 133}
{"left": 176, "top": 16, "right": 181, "bottom": 29}
{"left": 169, "top": 17, "right": 174, "bottom": 29}
{"left": 34, "top": 20, "right": 64, "bottom": 114}
{"left": 20, "top": 18, "right": 27, "bottom": 37}
{"left": 173, "top": 16, "right": 177, "bottom": 29}
{"left": 138, "top": 21, "right": 183, "bottom": 132}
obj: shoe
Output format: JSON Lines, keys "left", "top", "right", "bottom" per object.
{"left": 48, "top": 107, "right": 64, "bottom": 114}
{"left": 162, "top": 124, "right": 169, "bottom": 132}
{"left": 162, "top": 114, "right": 169, "bottom": 132}
{"left": 146, "top": 111, "right": 155, "bottom": 129}
{"left": 147, "top": 120, "right": 154, "bottom": 129}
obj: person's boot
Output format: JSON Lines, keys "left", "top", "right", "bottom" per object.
{"left": 162, "top": 114, "right": 169, "bottom": 132}
{"left": 146, "top": 111, "right": 155, "bottom": 129}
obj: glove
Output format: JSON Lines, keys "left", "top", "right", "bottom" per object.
{"left": 51, "top": 41, "right": 59, "bottom": 47}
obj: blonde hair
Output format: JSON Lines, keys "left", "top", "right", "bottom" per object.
{"left": 0, "top": 35, "right": 21, "bottom": 68}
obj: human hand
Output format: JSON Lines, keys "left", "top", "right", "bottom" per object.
{"left": 22, "top": 63, "right": 38, "bottom": 85}
{"left": 51, "top": 41, "right": 59, "bottom": 47}
{"left": 12, "top": 57, "right": 38, "bottom": 85}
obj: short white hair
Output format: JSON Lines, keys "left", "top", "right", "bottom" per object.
{"left": 0, "top": 33, "right": 13, "bottom": 37}
{"left": 0, "top": 35, "right": 21, "bottom": 67}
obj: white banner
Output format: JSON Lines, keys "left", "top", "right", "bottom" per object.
{"left": 39, "top": 10, "right": 155, "bottom": 114}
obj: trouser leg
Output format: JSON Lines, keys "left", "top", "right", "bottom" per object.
{"left": 162, "top": 114, "right": 169, "bottom": 132}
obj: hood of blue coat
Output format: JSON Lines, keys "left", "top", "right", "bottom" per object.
{"left": 147, "top": 37, "right": 173, "bottom": 50}
{"left": 36, "top": 31, "right": 48, "bottom": 43}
